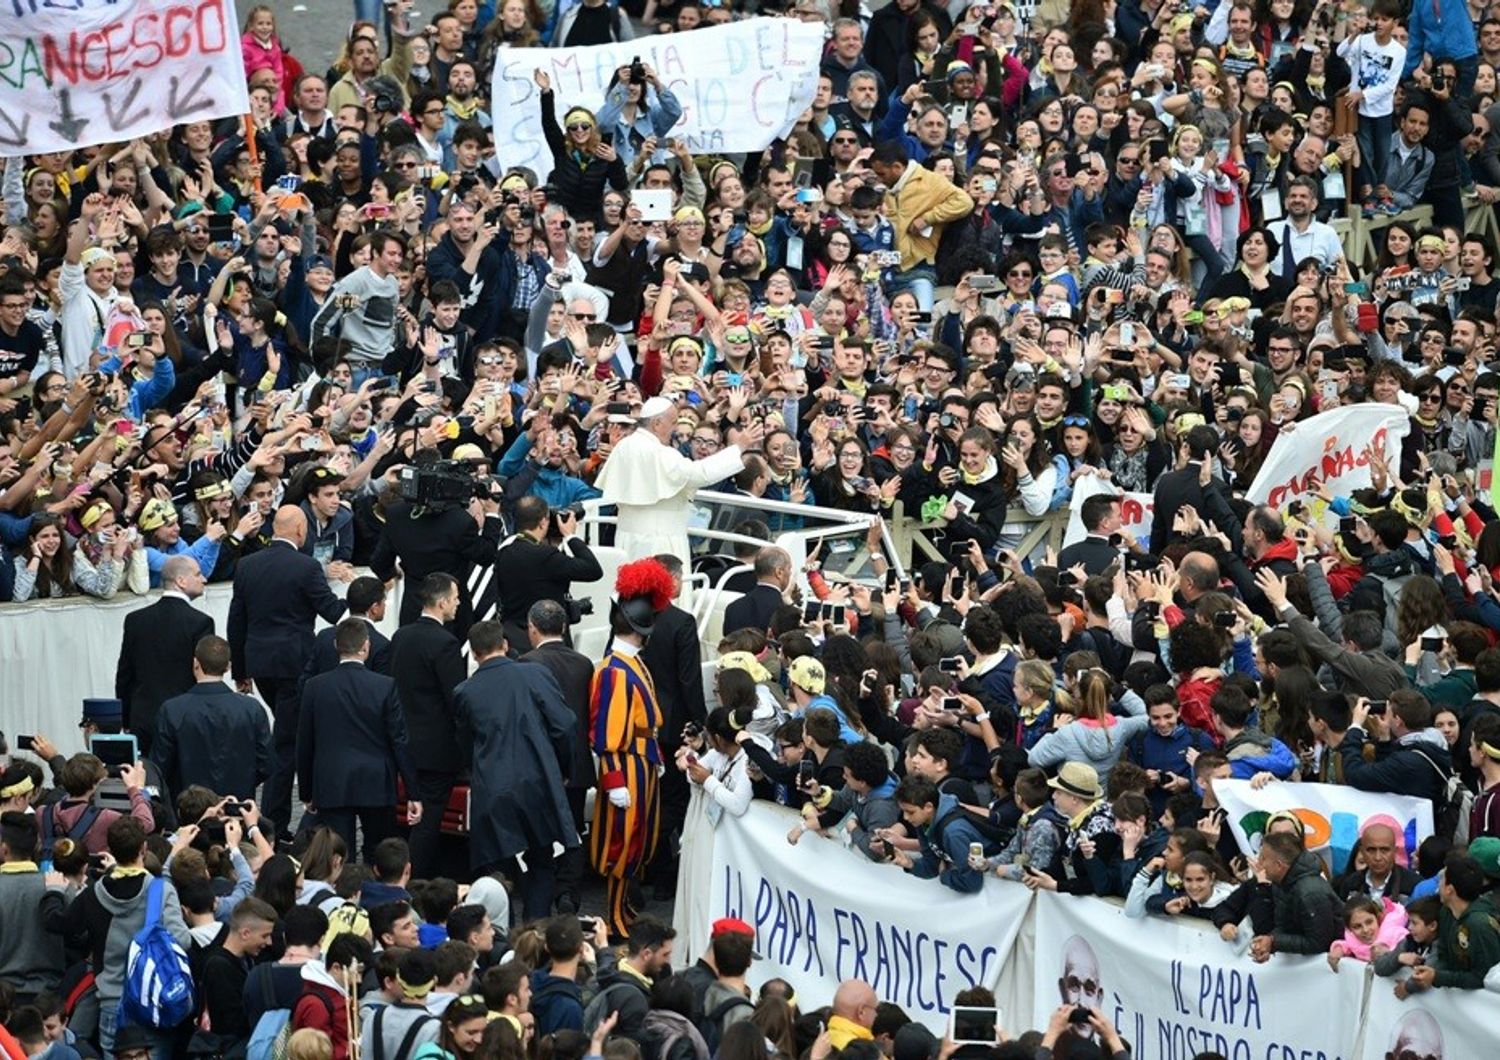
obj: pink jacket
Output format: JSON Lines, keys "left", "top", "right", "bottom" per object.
{"left": 242, "top": 34, "right": 289, "bottom": 111}
{"left": 1335, "top": 897, "right": 1409, "bottom": 961}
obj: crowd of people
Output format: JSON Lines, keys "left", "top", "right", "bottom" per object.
{"left": 10, "top": 0, "right": 1500, "bottom": 1058}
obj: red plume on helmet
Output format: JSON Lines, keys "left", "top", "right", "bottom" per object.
{"left": 615, "top": 559, "right": 675, "bottom": 612}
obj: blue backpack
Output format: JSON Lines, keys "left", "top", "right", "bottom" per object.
{"left": 118, "top": 877, "right": 196, "bottom": 1029}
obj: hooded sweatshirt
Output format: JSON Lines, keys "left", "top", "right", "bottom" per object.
{"left": 1028, "top": 711, "right": 1152, "bottom": 780}
{"left": 907, "top": 792, "right": 988, "bottom": 894}
{"left": 1222, "top": 728, "right": 1298, "bottom": 781}
{"left": 39, "top": 870, "right": 191, "bottom": 1003}
{"left": 1335, "top": 897, "right": 1410, "bottom": 961}
{"left": 529, "top": 965, "right": 583, "bottom": 1035}
{"left": 295, "top": 962, "right": 352, "bottom": 1060}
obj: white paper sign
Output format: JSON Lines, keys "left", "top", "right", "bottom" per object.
{"left": 1245, "top": 403, "right": 1411, "bottom": 506}
{"left": 698, "top": 803, "right": 1031, "bottom": 1031}
{"left": 0, "top": 0, "right": 253, "bottom": 157}
{"left": 489, "top": 18, "right": 824, "bottom": 181}
{"left": 1215, "top": 778, "right": 1434, "bottom": 875}
{"left": 1031, "top": 891, "right": 1367, "bottom": 1060}
{"left": 1061, "top": 474, "right": 1154, "bottom": 549}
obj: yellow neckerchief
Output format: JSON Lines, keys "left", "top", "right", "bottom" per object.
{"left": 111, "top": 866, "right": 148, "bottom": 878}
{"left": 1037, "top": 413, "right": 1063, "bottom": 430}
{"left": 1018, "top": 698, "right": 1049, "bottom": 724}
{"left": 1017, "top": 805, "right": 1040, "bottom": 828}
{"left": 620, "top": 960, "right": 653, "bottom": 987}
{"left": 1165, "top": 870, "right": 1184, "bottom": 889}
{"left": 489, "top": 1013, "right": 524, "bottom": 1034}
{"left": 838, "top": 375, "right": 867, "bottom": 399}
{"left": 1068, "top": 798, "right": 1102, "bottom": 830}
{"left": 446, "top": 94, "right": 479, "bottom": 120}
{"left": 1415, "top": 414, "right": 1440, "bottom": 430}
{"left": 0, "top": 861, "right": 39, "bottom": 873}
{"left": 749, "top": 217, "right": 774, "bottom": 237}
{"left": 1223, "top": 40, "right": 1257, "bottom": 60}
{"left": 960, "top": 455, "right": 998, "bottom": 486}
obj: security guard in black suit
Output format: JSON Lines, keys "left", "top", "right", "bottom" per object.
{"left": 722, "top": 547, "right": 792, "bottom": 635}
{"left": 153, "top": 635, "right": 273, "bottom": 801}
{"left": 304, "top": 576, "right": 393, "bottom": 689}
{"left": 1056, "top": 494, "right": 1125, "bottom": 577}
{"left": 521, "top": 598, "right": 597, "bottom": 914}
{"left": 228, "top": 506, "right": 348, "bottom": 839}
{"left": 297, "top": 617, "right": 420, "bottom": 862}
{"left": 370, "top": 452, "right": 505, "bottom": 636}
{"left": 116, "top": 554, "right": 215, "bottom": 757}
{"left": 388, "top": 572, "right": 469, "bottom": 878}
{"left": 484, "top": 496, "right": 604, "bottom": 651}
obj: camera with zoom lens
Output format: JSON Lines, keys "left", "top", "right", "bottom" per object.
{"left": 398, "top": 460, "right": 504, "bottom": 511}
{"left": 548, "top": 501, "right": 586, "bottom": 538}
{"left": 562, "top": 593, "right": 594, "bottom": 625}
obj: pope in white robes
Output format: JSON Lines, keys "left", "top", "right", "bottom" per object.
{"left": 595, "top": 397, "right": 759, "bottom": 569}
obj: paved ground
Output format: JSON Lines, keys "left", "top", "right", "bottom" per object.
{"left": 277, "top": 0, "right": 376, "bottom": 69}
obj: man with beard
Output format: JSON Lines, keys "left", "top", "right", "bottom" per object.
{"left": 442, "top": 61, "right": 491, "bottom": 136}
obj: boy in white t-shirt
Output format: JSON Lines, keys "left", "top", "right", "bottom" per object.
{"left": 1337, "top": 0, "right": 1407, "bottom": 214}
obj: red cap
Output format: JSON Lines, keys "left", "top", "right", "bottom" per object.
{"left": 711, "top": 917, "right": 755, "bottom": 939}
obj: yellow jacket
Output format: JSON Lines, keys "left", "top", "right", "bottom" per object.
{"left": 827, "top": 1016, "right": 874, "bottom": 1050}
{"left": 884, "top": 163, "right": 975, "bottom": 271}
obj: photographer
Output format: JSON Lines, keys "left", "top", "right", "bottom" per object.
{"left": 370, "top": 449, "right": 505, "bottom": 633}
{"left": 487, "top": 495, "right": 603, "bottom": 651}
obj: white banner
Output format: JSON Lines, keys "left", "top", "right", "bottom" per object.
{"left": 1245, "top": 404, "right": 1410, "bottom": 506}
{"left": 704, "top": 803, "right": 1032, "bottom": 1031}
{"left": 489, "top": 18, "right": 824, "bottom": 181}
{"left": 1361, "top": 976, "right": 1500, "bottom": 1060}
{"left": 0, "top": 0, "right": 253, "bottom": 157}
{"left": 1031, "top": 890, "right": 1366, "bottom": 1060}
{"left": 1215, "top": 778, "right": 1433, "bottom": 876}
{"left": 1061, "top": 474, "right": 1154, "bottom": 549}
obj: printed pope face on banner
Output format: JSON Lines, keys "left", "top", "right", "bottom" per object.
{"left": 1058, "top": 935, "right": 1103, "bottom": 1039}
{"left": 1385, "top": 1011, "right": 1442, "bottom": 1060}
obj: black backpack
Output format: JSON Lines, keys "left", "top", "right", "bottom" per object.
{"left": 38, "top": 802, "right": 102, "bottom": 858}
{"left": 697, "top": 996, "right": 753, "bottom": 1055}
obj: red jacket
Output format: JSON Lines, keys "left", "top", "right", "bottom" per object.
{"left": 1176, "top": 674, "right": 1223, "bottom": 744}
{"left": 293, "top": 981, "right": 349, "bottom": 1060}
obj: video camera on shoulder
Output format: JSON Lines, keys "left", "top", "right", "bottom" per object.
{"left": 398, "top": 460, "right": 504, "bottom": 511}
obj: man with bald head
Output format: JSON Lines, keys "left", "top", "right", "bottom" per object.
{"left": 1131, "top": 551, "right": 1220, "bottom": 647}
{"left": 229, "top": 505, "right": 349, "bottom": 839}
{"left": 116, "top": 554, "right": 214, "bottom": 756}
{"left": 827, "top": 979, "right": 877, "bottom": 1049}
{"left": 1058, "top": 935, "right": 1103, "bottom": 1041}
{"left": 1385, "top": 1009, "right": 1443, "bottom": 1060}
{"left": 1334, "top": 822, "right": 1420, "bottom": 902}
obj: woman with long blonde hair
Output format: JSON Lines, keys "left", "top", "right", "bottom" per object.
{"left": 1028, "top": 667, "right": 1150, "bottom": 779}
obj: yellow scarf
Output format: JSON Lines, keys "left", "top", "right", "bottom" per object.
{"left": 1068, "top": 798, "right": 1103, "bottom": 830}
{"left": 446, "top": 94, "right": 479, "bottom": 120}
{"left": 0, "top": 861, "right": 39, "bottom": 873}
{"left": 961, "top": 456, "right": 998, "bottom": 486}
{"left": 111, "top": 866, "right": 148, "bottom": 878}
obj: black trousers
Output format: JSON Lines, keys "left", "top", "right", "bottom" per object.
{"left": 409, "top": 769, "right": 456, "bottom": 878}
{"left": 319, "top": 805, "right": 398, "bottom": 863}
{"left": 256, "top": 676, "right": 302, "bottom": 838}
{"left": 554, "top": 786, "right": 589, "bottom": 909}
{"left": 648, "top": 737, "right": 691, "bottom": 884}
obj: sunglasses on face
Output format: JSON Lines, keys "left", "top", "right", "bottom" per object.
{"left": 567, "top": 123, "right": 594, "bottom": 133}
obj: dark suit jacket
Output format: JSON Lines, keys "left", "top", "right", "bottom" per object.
{"left": 1332, "top": 864, "right": 1422, "bottom": 903}
{"left": 297, "top": 662, "right": 416, "bottom": 809}
{"left": 1150, "top": 462, "right": 1240, "bottom": 555}
{"left": 228, "top": 541, "right": 347, "bottom": 681}
{"left": 116, "top": 594, "right": 215, "bottom": 747}
{"left": 370, "top": 503, "right": 503, "bottom": 633}
{"left": 153, "top": 682, "right": 272, "bottom": 799}
{"left": 523, "top": 639, "right": 597, "bottom": 789}
{"left": 1057, "top": 535, "right": 1120, "bottom": 577}
{"left": 640, "top": 603, "right": 706, "bottom": 744}
{"left": 723, "top": 583, "right": 784, "bottom": 635}
{"left": 388, "top": 616, "right": 468, "bottom": 775}
{"left": 484, "top": 535, "right": 604, "bottom": 648}
{"left": 303, "top": 618, "right": 391, "bottom": 694}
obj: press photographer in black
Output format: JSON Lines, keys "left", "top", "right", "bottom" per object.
{"left": 370, "top": 451, "right": 505, "bottom": 634}
{"left": 486, "top": 495, "right": 604, "bottom": 651}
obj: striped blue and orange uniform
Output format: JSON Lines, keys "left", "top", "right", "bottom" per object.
{"left": 588, "top": 648, "right": 663, "bottom": 935}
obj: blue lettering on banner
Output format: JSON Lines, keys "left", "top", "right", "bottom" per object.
{"left": 718, "top": 865, "right": 998, "bottom": 1015}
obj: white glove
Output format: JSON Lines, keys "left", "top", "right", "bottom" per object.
{"left": 608, "top": 787, "right": 631, "bottom": 809}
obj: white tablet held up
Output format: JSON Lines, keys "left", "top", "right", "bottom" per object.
{"left": 634, "top": 189, "right": 674, "bottom": 223}
{"left": 949, "top": 1006, "right": 1002, "bottom": 1047}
